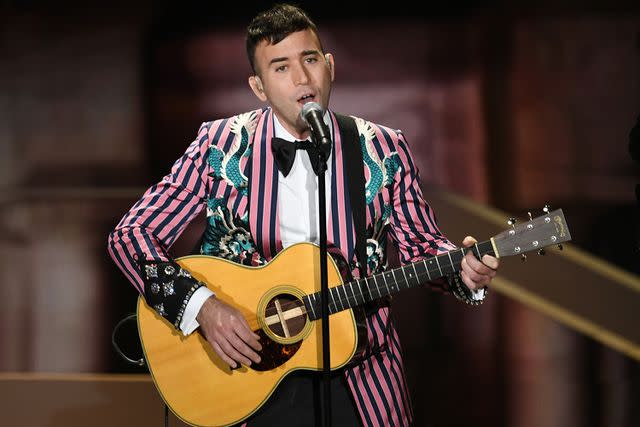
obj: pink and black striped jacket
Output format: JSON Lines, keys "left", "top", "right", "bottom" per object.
{"left": 108, "top": 107, "right": 461, "bottom": 427}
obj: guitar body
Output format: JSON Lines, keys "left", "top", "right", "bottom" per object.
{"left": 137, "top": 243, "right": 363, "bottom": 427}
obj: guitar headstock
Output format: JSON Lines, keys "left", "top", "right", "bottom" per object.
{"left": 493, "top": 206, "right": 571, "bottom": 259}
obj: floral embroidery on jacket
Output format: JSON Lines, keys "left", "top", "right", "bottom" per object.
{"left": 201, "top": 198, "right": 265, "bottom": 266}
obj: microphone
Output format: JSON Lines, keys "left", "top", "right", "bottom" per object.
{"left": 300, "top": 102, "right": 332, "bottom": 148}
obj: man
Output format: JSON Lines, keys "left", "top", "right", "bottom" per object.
{"left": 108, "top": 4, "right": 499, "bottom": 426}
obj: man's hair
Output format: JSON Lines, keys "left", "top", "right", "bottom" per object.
{"left": 246, "top": 3, "right": 322, "bottom": 74}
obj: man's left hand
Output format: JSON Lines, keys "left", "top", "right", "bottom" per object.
{"left": 459, "top": 236, "right": 499, "bottom": 290}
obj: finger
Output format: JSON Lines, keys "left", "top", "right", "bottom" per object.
{"left": 481, "top": 254, "right": 499, "bottom": 270}
{"left": 219, "top": 336, "right": 253, "bottom": 367}
{"left": 229, "top": 332, "right": 262, "bottom": 364}
{"left": 462, "top": 236, "right": 477, "bottom": 248}
{"left": 460, "top": 270, "right": 478, "bottom": 290}
{"left": 461, "top": 262, "right": 486, "bottom": 284}
{"left": 236, "top": 316, "right": 262, "bottom": 348}
{"left": 235, "top": 323, "right": 263, "bottom": 352}
{"left": 463, "top": 253, "right": 494, "bottom": 276}
{"left": 462, "top": 269, "right": 491, "bottom": 289}
{"left": 211, "top": 341, "right": 238, "bottom": 369}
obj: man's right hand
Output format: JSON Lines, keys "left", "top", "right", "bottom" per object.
{"left": 196, "top": 296, "right": 262, "bottom": 368}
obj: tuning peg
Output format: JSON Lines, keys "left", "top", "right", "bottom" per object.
{"left": 538, "top": 248, "right": 546, "bottom": 256}
{"left": 521, "top": 253, "right": 527, "bottom": 262}
{"left": 528, "top": 211, "right": 533, "bottom": 221}
{"left": 508, "top": 217, "right": 517, "bottom": 227}
{"left": 543, "top": 204, "right": 552, "bottom": 214}
{"left": 557, "top": 244, "right": 563, "bottom": 251}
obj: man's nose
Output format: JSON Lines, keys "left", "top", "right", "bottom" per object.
{"left": 292, "top": 62, "right": 310, "bottom": 85}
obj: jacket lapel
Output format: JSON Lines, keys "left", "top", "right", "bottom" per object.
{"left": 327, "top": 112, "right": 356, "bottom": 266}
{"left": 248, "top": 108, "right": 282, "bottom": 261}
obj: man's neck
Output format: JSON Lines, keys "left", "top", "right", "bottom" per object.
{"left": 272, "top": 112, "right": 311, "bottom": 141}
{"left": 272, "top": 108, "right": 331, "bottom": 141}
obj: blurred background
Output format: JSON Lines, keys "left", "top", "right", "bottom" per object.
{"left": 1, "top": 0, "right": 639, "bottom": 426}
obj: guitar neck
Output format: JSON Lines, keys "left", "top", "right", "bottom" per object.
{"left": 302, "top": 240, "right": 495, "bottom": 320}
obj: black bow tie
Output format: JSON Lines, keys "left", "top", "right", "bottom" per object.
{"left": 271, "top": 137, "right": 330, "bottom": 177}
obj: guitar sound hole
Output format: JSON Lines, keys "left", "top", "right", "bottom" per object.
{"left": 264, "top": 293, "right": 307, "bottom": 339}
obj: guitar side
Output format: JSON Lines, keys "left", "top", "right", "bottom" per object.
{"left": 137, "top": 243, "right": 360, "bottom": 427}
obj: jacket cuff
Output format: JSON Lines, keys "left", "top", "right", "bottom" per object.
{"left": 140, "top": 260, "right": 205, "bottom": 328}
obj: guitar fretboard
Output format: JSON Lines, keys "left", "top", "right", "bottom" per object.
{"left": 302, "top": 240, "right": 494, "bottom": 321}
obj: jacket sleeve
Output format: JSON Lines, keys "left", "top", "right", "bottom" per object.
{"left": 387, "top": 132, "right": 486, "bottom": 304}
{"left": 107, "top": 122, "right": 212, "bottom": 327}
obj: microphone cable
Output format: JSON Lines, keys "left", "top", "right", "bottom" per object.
{"left": 111, "top": 314, "right": 171, "bottom": 427}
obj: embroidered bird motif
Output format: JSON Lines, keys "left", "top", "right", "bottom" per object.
{"left": 354, "top": 118, "right": 402, "bottom": 205}
{"left": 209, "top": 112, "right": 257, "bottom": 196}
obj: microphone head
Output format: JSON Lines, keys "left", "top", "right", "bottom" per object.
{"left": 300, "top": 102, "right": 323, "bottom": 124}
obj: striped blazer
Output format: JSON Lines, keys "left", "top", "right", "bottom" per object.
{"left": 108, "top": 107, "right": 460, "bottom": 427}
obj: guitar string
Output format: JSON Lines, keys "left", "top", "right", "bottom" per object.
{"left": 246, "top": 245, "right": 495, "bottom": 329}
{"left": 276, "top": 241, "right": 496, "bottom": 315}
{"left": 249, "top": 266, "right": 445, "bottom": 329}
{"left": 259, "top": 253, "right": 467, "bottom": 318}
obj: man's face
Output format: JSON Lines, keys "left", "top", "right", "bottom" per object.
{"left": 249, "top": 29, "right": 334, "bottom": 139}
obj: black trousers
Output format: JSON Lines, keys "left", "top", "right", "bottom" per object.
{"left": 238, "top": 370, "right": 362, "bottom": 427}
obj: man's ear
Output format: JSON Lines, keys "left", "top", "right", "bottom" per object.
{"left": 248, "top": 75, "right": 267, "bottom": 102}
{"left": 325, "top": 53, "right": 335, "bottom": 82}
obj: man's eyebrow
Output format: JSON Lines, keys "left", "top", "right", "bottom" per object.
{"left": 269, "top": 49, "right": 320, "bottom": 65}
{"left": 268, "top": 50, "right": 321, "bottom": 66}
{"left": 269, "top": 56, "right": 288, "bottom": 66}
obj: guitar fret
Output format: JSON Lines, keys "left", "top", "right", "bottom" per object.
{"left": 332, "top": 287, "right": 341, "bottom": 311}
{"left": 435, "top": 256, "right": 444, "bottom": 276}
{"left": 389, "top": 271, "right": 398, "bottom": 293}
{"left": 356, "top": 279, "right": 366, "bottom": 303}
{"left": 340, "top": 285, "right": 351, "bottom": 308}
{"left": 378, "top": 273, "right": 390, "bottom": 295}
{"left": 390, "top": 268, "right": 400, "bottom": 290}
{"left": 411, "top": 263, "right": 421, "bottom": 285}
{"left": 349, "top": 282, "right": 358, "bottom": 306}
{"left": 309, "top": 294, "right": 318, "bottom": 320}
{"left": 459, "top": 248, "right": 470, "bottom": 278}
{"left": 372, "top": 275, "right": 381, "bottom": 297}
{"left": 362, "top": 277, "right": 371, "bottom": 299}
{"left": 329, "top": 288, "right": 338, "bottom": 313}
{"left": 474, "top": 243, "right": 481, "bottom": 260}
{"left": 334, "top": 287, "right": 345, "bottom": 311}
{"left": 399, "top": 266, "right": 409, "bottom": 288}
{"left": 337, "top": 286, "right": 345, "bottom": 309}
{"left": 422, "top": 259, "right": 432, "bottom": 281}
{"left": 447, "top": 251, "right": 455, "bottom": 273}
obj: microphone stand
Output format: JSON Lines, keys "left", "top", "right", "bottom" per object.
{"left": 301, "top": 102, "right": 334, "bottom": 426}
{"left": 314, "top": 140, "right": 332, "bottom": 427}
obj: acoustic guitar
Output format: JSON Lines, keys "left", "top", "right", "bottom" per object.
{"left": 137, "top": 208, "right": 571, "bottom": 426}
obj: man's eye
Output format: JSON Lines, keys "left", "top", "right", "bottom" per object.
{"left": 275, "top": 65, "right": 287, "bottom": 72}
{"left": 305, "top": 57, "right": 318, "bottom": 63}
